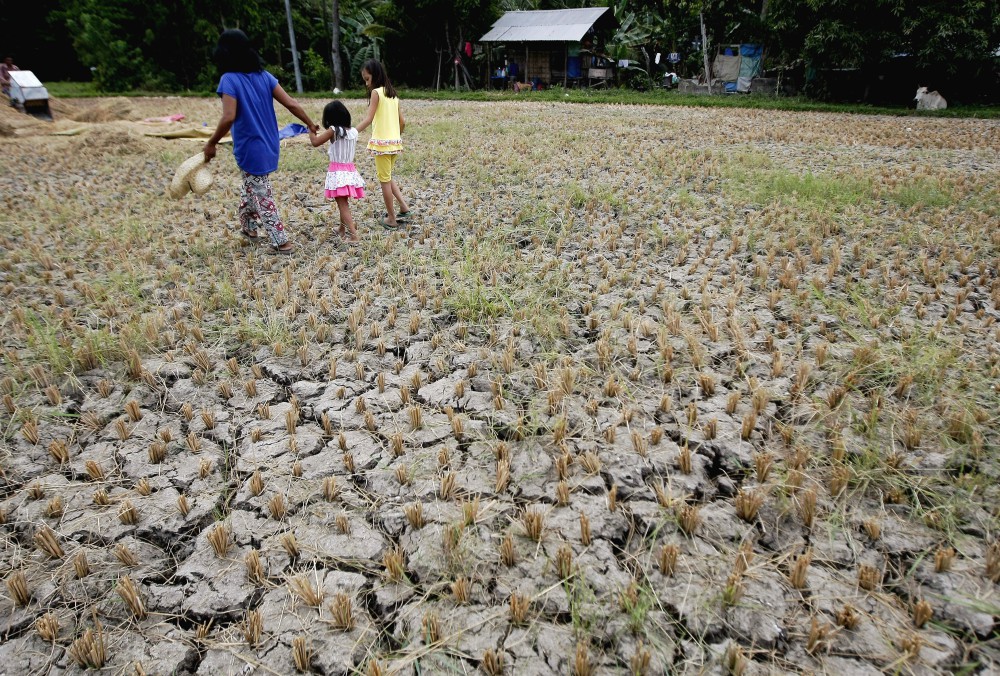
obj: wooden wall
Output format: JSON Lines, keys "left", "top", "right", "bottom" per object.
{"left": 525, "top": 48, "right": 552, "bottom": 83}
{"left": 500, "top": 42, "right": 574, "bottom": 85}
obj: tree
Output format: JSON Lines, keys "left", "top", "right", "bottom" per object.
{"left": 55, "top": 0, "right": 274, "bottom": 90}
{"left": 342, "top": 8, "right": 387, "bottom": 77}
{"left": 381, "top": 0, "right": 495, "bottom": 85}
{"left": 655, "top": 0, "right": 770, "bottom": 80}
{"left": 898, "top": 0, "right": 1000, "bottom": 75}
{"left": 33, "top": 0, "right": 999, "bottom": 100}
{"left": 60, "top": 0, "right": 155, "bottom": 91}
{"left": 767, "top": 0, "right": 999, "bottom": 101}
{"left": 284, "top": 0, "right": 305, "bottom": 92}
{"left": 332, "top": 0, "right": 345, "bottom": 89}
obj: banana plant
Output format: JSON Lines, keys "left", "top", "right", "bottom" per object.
{"left": 605, "top": 0, "right": 651, "bottom": 61}
{"left": 603, "top": 0, "right": 652, "bottom": 85}
{"left": 341, "top": 8, "right": 390, "bottom": 77}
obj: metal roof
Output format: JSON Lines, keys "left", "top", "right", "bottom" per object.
{"left": 480, "top": 8, "right": 611, "bottom": 43}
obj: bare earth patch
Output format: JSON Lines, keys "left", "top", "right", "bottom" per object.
{"left": 1, "top": 96, "right": 999, "bottom": 674}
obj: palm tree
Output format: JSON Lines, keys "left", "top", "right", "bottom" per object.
{"left": 331, "top": 0, "right": 344, "bottom": 90}
{"left": 283, "top": 0, "right": 304, "bottom": 92}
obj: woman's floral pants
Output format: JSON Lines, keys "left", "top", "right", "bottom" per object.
{"left": 239, "top": 171, "right": 287, "bottom": 246}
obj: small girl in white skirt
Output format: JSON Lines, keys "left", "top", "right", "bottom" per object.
{"left": 309, "top": 100, "right": 365, "bottom": 242}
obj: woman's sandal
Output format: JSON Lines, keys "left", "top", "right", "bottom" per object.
{"left": 268, "top": 243, "right": 295, "bottom": 255}
{"left": 381, "top": 216, "right": 400, "bottom": 230}
{"left": 240, "top": 227, "right": 261, "bottom": 241}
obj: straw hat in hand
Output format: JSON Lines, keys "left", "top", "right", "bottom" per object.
{"left": 169, "top": 153, "right": 214, "bottom": 199}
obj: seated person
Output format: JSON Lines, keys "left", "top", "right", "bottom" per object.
{"left": 0, "top": 57, "right": 19, "bottom": 98}
{"left": 507, "top": 62, "right": 519, "bottom": 83}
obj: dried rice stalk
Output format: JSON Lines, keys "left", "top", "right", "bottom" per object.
{"left": 68, "top": 616, "right": 107, "bottom": 668}
{"left": 6, "top": 570, "right": 30, "bottom": 607}
{"left": 34, "top": 526, "right": 64, "bottom": 559}
{"left": 288, "top": 574, "right": 324, "bottom": 608}
{"left": 116, "top": 575, "right": 146, "bottom": 619}
{"left": 35, "top": 612, "right": 60, "bottom": 643}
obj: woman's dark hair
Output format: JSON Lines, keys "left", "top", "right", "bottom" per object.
{"left": 322, "top": 100, "right": 351, "bottom": 139}
{"left": 213, "top": 29, "right": 263, "bottom": 74}
{"left": 362, "top": 59, "right": 397, "bottom": 99}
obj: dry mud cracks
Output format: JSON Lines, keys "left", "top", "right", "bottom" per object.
{"left": 1, "top": 97, "right": 999, "bottom": 674}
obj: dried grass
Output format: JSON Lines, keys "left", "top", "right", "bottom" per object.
{"left": 482, "top": 648, "right": 505, "bottom": 676}
{"left": 68, "top": 616, "right": 107, "bottom": 669}
{"left": 383, "top": 546, "right": 405, "bottom": 582}
{"left": 242, "top": 609, "right": 263, "bottom": 646}
{"left": 500, "top": 533, "right": 516, "bottom": 567}
{"left": 288, "top": 574, "right": 324, "bottom": 608}
{"left": 421, "top": 611, "right": 441, "bottom": 643}
{"left": 789, "top": 550, "right": 812, "bottom": 589}
{"left": 6, "top": 570, "right": 30, "bottom": 607}
{"left": 114, "top": 543, "right": 139, "bottom": 567}
{"left": 734, "top": 488, "right": 765, "bottom": 522}
{"left": 117, "top": 575, "right": 146, "bottom": 619}
{"left": 35, "top": 612, "right": 60, "bottom": 643}
{"left": 118, "top": 499, "right": 139, "bottom": 525}
{"left": 329, "top": 593, "right": 354, "bottom": 631}
{"left": 281, "top": 533, "right": 300, "bottom": 559}
{"left": 3, "top": 98, "right": 998, "bottom": 674}
{"left": 207, "top": 525, "right": 230, "bottom": 557}
{"left": 522, "top": 508, "right": 545, "bottom": 541}
{"left": 73, "top": 550, "right": 90, "bottom": 578}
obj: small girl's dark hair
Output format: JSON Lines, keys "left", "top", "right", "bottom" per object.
{"left": 322, "top": 100, "right": 351, "bottom": 138}
{"left": 213, "top": 29, "right": 263, "bottom": 74}
{"left": 362, "top": 59, "right": 397, "bottom": 100}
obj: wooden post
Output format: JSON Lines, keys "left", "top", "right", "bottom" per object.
{"left": 435, "top": 48, "right": 442, "bottom": 91}
{"left": 456, "top": 27, "right": 463, "bottom": 92}
{"left": 446, "top": 23, "right": 458, "bottom": 92}
{"left": 525, "top": 44, "right": 529, "bottom": 86}
{"left": 563, "top": 43, "right": 568, "bottom": 88}
{"left": 700, "top": 11, "right": 712, "bottom": 95}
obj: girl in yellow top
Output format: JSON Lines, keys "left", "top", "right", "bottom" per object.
{"left": 356, "top": 59, "right": 411, "bottom": 229}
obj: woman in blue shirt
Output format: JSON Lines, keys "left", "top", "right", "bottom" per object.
{"left": 204, "top": 30, "right": 317, "bottom": 254}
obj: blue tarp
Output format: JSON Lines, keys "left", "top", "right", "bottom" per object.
{"left": 567, "top": 56, "right": 582, "bottom": 79}
{"left": 278, "top": 123, "right": 309, "bottom": 139}
{"left": 737, "top": 44, "right": 763, "bottom": 92}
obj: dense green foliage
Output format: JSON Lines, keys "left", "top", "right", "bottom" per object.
{"left": 5, "top": 0, "right": 998, "bottom": 101}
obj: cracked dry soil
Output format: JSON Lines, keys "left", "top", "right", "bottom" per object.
{"left": 1, "top": 96, "right": 999, "bottom": 675}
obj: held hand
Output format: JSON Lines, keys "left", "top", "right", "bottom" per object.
{"left": 309, "top": 122, "right": 320, "bottom": 135}
{"left": 203, "top": 142, "right": 217, "bottom": 163}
